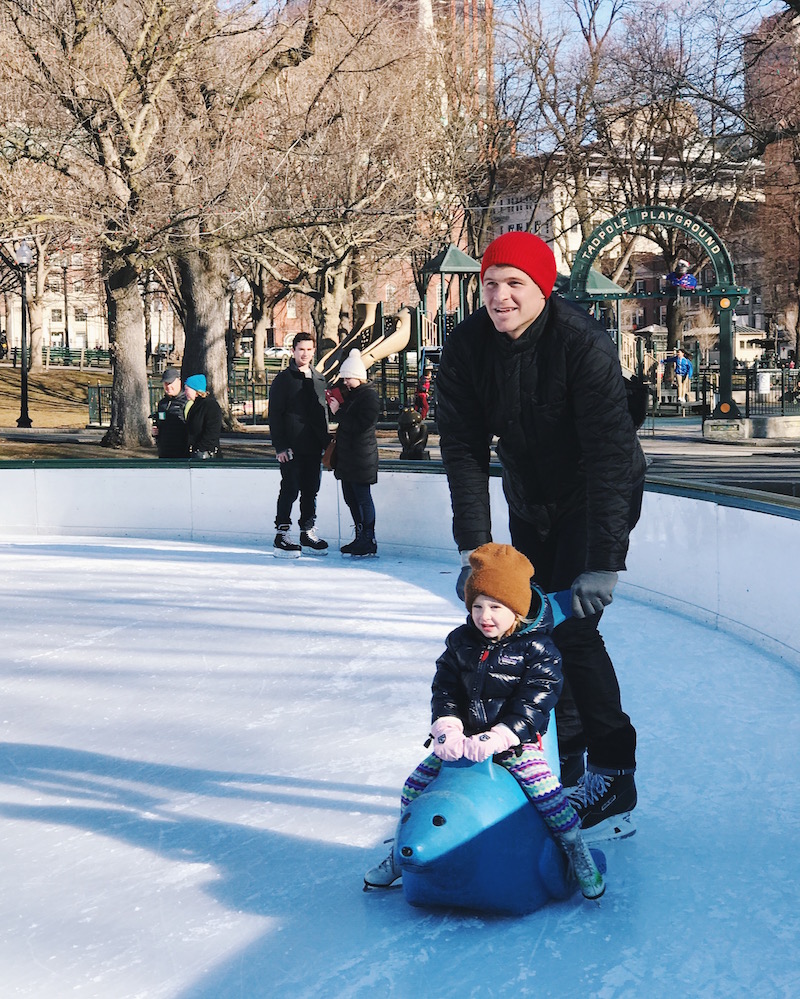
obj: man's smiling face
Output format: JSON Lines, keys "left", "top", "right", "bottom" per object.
{"left": 482, "top": 265, "right": 546, "bottom": 340}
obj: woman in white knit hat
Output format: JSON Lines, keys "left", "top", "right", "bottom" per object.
{"left": 328, "top": 348, "right": 380, "bottom": 556}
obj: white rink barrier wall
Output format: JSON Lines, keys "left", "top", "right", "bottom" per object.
{"left": 1, "top": 464, "right": 799, "bottom": 668}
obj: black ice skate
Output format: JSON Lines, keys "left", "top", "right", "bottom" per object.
{"left": 300, "top": 528, "right": 328, "bottom": 556}
{"left": 273, "top": 527, "right": 301, "bottom": 559}
{"left": 568, "top": 770, "right": 637, "bottom": 843}
{"left": 342, "top": 524, "right": 377, "bottom": 558}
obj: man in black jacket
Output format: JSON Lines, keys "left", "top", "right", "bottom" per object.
{"left": 436, "top": 231, "right": 647, "bottom": 841}
{"left": 152, "top": 367, "right": 189, "bottom": 460}
{"left": 268, "top": 332, "right": 330, "bottom": 557}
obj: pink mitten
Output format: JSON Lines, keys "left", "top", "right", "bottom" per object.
{"left": 430, "top": 716, "right": 465, "bottom": 761}
{"left": 462, "top": 724, "right": 520, "bottom": 762}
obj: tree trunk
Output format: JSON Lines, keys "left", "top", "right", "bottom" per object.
{"left": 27, "top": 299, "right": 44, "bottom": 370}
{"left": 247, "top": 265, "right": 269, "bottom": 382}
{"left": 177, "top": 247, "right": 233, "bottom": 422}
{"left": 794, "top": 293, "right": 800, "bottom": 364}
{"left": 666, "top": 294, "right": 686, "bottom": 352}
{"left": 312, "top": 259, "right": 350, "bottom": 349}
{"left": 102, "top": 261, "right": 152, "bottom": 448}
{"left": 252, "top": 313, "right": 270, "bottom": 382}
{"left": 28, "top": 254, "right": 46, "bottom": 370}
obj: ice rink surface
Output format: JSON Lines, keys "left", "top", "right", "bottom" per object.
{"left": 0, "top": 536, "right": 798, "bottom": 999}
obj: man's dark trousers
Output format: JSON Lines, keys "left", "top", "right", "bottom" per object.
{"left": 275, "top": 453, "right": 322, "bottom": 530}
{"left": 509, "top": 481, "right": 643, "bottom": 773}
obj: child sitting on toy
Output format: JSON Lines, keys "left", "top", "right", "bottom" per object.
{"left": 364, "top": 543, "right": 605, "bottom": 900}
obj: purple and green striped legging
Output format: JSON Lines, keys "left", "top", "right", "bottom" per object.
{"left": 400, "top": 745, "right": 579, "bottom": 837}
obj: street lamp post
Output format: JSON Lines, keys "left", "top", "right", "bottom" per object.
{"left": 15, "top": 240, "right": 33, "bottom": 428}
{"left": 61, "top": 255, "right": 71, "bottom": 364}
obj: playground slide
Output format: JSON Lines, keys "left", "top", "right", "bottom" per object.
{"left": 361, "top": 307, "right": 411, "bottom": 369}
{"left": 316, "top": 303, "right": 412, "bottom": 382}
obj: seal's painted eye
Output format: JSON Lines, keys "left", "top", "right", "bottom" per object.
{"left": 432, "top": 815, "right": 446, "bottom": 826}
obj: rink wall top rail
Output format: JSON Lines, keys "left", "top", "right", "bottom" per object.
{"left": 0, "top": 455, "right": 799, "bottom": 522}
{"left": 0, "top": 461, "right": 799, "bottom": 670}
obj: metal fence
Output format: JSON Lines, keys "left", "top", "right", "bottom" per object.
{"left": 87, "top": 383, "right": 113, "bottom": 426}
{"left": 13, "top": 346, "right": 111, "bottom": 369}
{"left": 88, "top": 371, "right": 293, "bottom": 428}
{"left": 692, "top": 367, "right": 800, "bottom": 420}
{"left": 743, "top": 368, "right": 800, "bottom": 416}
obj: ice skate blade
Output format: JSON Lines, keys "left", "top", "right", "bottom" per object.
{"left": 582, "top": 885, "right": 605, "bottom": 902}
{"left": 580, "top": 811, "right": 636, "bottom": 844}
{"left": 363, "top": 879, "right": 402, "bottom": 891}
{"left": 341, "top": 553, "right": 379, "bottom": 559}
{"left": 301, "top": 548, "right": 329, "bottom": 557}
{"left": 273, "top": 548, "right": 301, "bottom": 559}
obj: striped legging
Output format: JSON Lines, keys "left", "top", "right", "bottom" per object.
{"left": 400, "top": 745, "right": 579, "bottom": 837}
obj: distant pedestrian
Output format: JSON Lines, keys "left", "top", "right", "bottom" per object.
{"left": 671, "top": 349, "right": 693, "bottom": 402}
{"left": 184, "top": 374, "right": 223, "bottom": 460}
{"left": 267, "top": 332, "right": 330, "bottom": 557}
{"left": 328, "top": 348, "right": 380, "bottom": 556}
{"left": 152, "top": 367, "right": 189, "bottom": 460}
{"left": 414, "top": 363, "right": 433, "bottom": 420}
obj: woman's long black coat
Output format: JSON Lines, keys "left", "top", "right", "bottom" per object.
{"left": 334, "top": 383, "right": 380, "bottom": 485}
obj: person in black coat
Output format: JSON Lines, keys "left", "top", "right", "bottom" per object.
{"left": 151, "top": 367, "right": 189, "bottom": 459}
{"left": 267, "top": 332, "right": 330, "bottom": 556}
{"left": 436, "top": 230, "right": 646, "bottom": 842}
{"left": 328, "top": 348, "right": 379, "bottom": 556}
{"left": 184, "top": 374, "right": 222, "bottom": 460}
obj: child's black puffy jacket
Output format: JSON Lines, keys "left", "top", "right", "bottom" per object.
{"left": 431, "top": 587, "right": 562, "bottom": 743}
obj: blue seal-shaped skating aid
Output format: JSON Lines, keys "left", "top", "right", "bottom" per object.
{"left": 395, "top": 758, "right": 604, "bottom": 915}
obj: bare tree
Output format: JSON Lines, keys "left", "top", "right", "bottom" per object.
{"left": 238, "top": 0, "right": 430, "bottom": 345}
{"left": 0, "top": 0, "right": 320, "bottom": 445}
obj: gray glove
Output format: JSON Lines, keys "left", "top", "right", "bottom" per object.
{"left": 571, "top": 571, "right": 618, "bottom": 619}
{"left": 456, "top": 550, "right": 476, "bottom": 601}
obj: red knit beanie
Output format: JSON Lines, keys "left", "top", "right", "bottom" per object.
{"left": 480, "top": 232, "right": 557, "bottom": 299}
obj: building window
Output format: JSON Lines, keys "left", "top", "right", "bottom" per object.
{"left": 75, "top": 309, "right": 88, "bottom": 325}
{"left": 51, "top": 308, "right": 63, "bottom": 323}
{"left": 286, "top": 297, "right": 297, "bottom": 319}
{"left": 385, "top": 284, "right": 397, "bottom": 310}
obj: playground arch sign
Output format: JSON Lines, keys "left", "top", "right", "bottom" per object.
{"left": 567, "top": 205, "right": 748, "bottom": 419}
